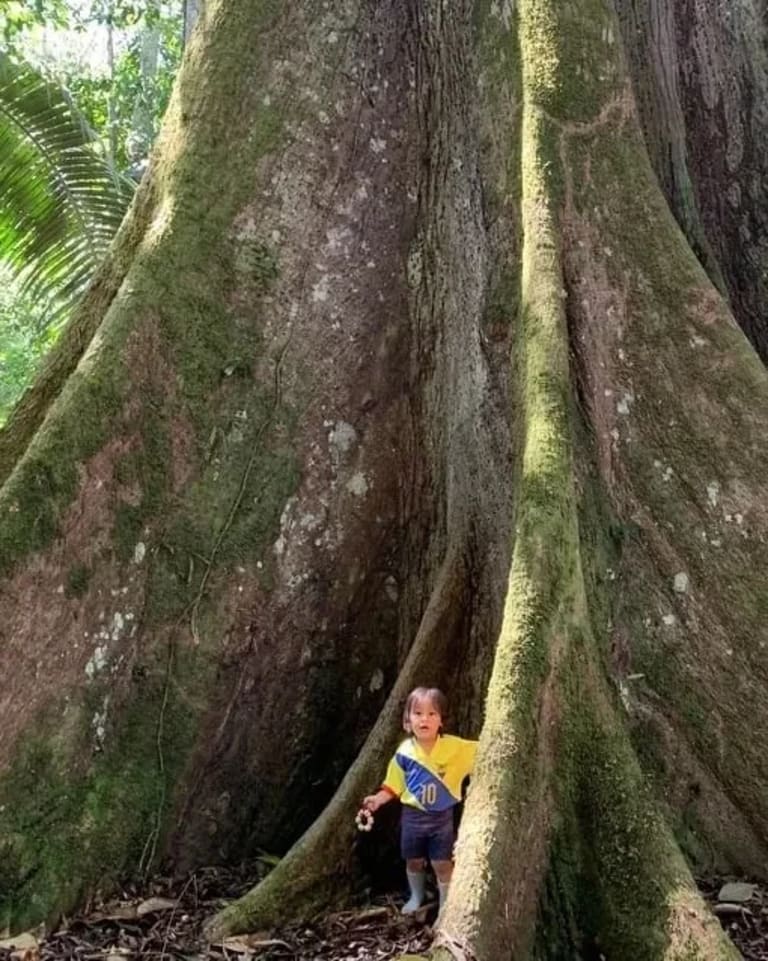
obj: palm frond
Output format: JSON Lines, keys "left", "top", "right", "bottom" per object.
{"left": 0, "top": 52, "right": 134, "bottom": 315}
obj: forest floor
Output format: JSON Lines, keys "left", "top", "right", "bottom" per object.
{"left": 1, "top": 868, "right": 766, "bottom": 961}
{"left": 698, "top": 878, "right": 768, "bottom": 961}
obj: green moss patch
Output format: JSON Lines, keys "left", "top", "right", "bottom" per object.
{"left": 0, "top": 642, "right": 215, "bottom": 931}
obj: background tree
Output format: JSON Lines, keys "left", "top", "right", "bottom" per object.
{"left": 182, "top": 0, "right": 202, "bottom": 45}
{"left": 1, "top": 2, "right": 767, "bottom": 960}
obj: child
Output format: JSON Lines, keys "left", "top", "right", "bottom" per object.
{"left": 362, "top": 686, "right": 477, "bottom": 914}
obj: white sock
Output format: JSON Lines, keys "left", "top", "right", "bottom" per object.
{"left": 402, "top": 869, "right": 426, "bottom": 913}
{"left": 438, "top": 880, "right": 450, "bottom": 909}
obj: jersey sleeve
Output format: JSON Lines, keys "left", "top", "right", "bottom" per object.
{"left": 381, "top": 753, "right": 406, "bottom": 797}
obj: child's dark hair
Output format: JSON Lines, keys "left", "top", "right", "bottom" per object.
{"left": 402, "top": 686, "right": 448, "bottom": 732}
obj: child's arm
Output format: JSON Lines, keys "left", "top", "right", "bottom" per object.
{"left": 362, "top": 751, "right": 404, "bottom": 811}
{"left": 362, "top": 787, "right": 396, "bottom": 812}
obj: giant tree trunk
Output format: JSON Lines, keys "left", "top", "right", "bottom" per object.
{"left": 1, "top": 1, "right": 767, "bottom": 959}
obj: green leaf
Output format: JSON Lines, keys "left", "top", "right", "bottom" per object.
{"left": 0, "top": 51, "right": 134, "bottom": 317}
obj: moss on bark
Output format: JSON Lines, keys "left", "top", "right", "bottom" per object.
{"left": 0, "top": 642, "right": 214, "bottom": 931}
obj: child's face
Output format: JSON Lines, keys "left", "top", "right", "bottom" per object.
{"left": 408, "top": 696, "right": 442, "bottom": 742}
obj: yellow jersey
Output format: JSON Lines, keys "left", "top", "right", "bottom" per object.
{"left": 381, "top": 734, "right": 477, "bottom": 811}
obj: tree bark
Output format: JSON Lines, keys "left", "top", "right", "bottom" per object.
{"left": 1, "top": 1, "right": 767, "bottom": 959}
{"left": 616, "top": 0, "right": 768, "bottom": 361}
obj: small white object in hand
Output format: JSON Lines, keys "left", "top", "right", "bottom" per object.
{"left": 355, "top": 808, "right": 374, "bottom": 832}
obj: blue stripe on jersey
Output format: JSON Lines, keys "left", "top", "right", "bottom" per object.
{"left": 395, "top": 752, "right": 458, "bottom": 812}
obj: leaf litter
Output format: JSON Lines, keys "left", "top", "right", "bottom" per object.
{"left": 700, "top": 876, "right": 768, "bottom": 961}
{"left": 8, "top": 866, "right": 763, "bottom": 960}
{"left": 0, "top": 863, "right": 433, "bottom": 961}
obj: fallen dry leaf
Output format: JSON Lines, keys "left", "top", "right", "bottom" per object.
{"left": 219, "top": 935, "right": 292, "bottom": 954}
{"left": 0, "top": 933, "right": 38, "bottom": 953}
{"left": 135, "top": 898, "right": 179, "bottom": 918}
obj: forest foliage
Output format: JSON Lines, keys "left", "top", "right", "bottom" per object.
{"left": 0, "top": 0, "right": 183, "bottom": 425}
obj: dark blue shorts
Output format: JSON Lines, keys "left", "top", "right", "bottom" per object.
{"left": 400, "top": 806, "right": 455, "bottom": 861}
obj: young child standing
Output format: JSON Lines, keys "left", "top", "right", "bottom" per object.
{"left": 362, "top": 686, "right": 477, "bottom": 914}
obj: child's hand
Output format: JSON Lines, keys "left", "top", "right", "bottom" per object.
{"left": 362, "top": 794, "right": 382, "bottom": 812}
